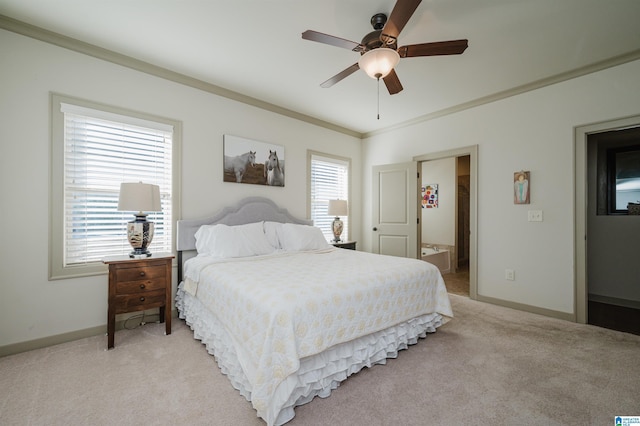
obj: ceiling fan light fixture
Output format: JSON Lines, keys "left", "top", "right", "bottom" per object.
{"left": 358, "top": 48, "right": 400, "bottom": 80}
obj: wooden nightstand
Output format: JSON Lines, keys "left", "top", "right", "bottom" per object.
{"left": 332, "top": 241, "right": 356, "bottom": 250}
{"left": 103, "top": 253, "right": 174, "bottom": 349}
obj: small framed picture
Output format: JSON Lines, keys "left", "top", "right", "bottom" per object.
{"left": 422, "top": 184, "right": 438, "bottom": 208}
{"left": 514, "top": 171, "right": 530, "bottom": 204}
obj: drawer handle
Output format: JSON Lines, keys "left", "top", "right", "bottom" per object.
{"left": 139, "top": 284, "right": 146, "bottom": 289}
{"left": 139, "top": 272, "right": 146, "bottom": 277}
{"left": 139, "top": 297, "right": 145, "bottom": 302}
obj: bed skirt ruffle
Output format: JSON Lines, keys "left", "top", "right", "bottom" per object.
{"left": 176, "top": 283, "right": 445, "bottom": 425}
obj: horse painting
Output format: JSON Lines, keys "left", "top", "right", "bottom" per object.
{"left": 264, "top": 150, "right": 284, "bottom": 187}
{"left": 224, "top": 151, "right": 256, "bottom": 183}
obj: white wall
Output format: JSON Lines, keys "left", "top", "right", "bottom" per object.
{"left": 2, "top": 25, "right": 639, "bottom": 348}
{"left": 362, "top": 59, "right": 640, "bottom": 315}
{"left": 0, "top": 30, "right": 361, "bottom": 348}
{"left": 421, "top": 158, "right": 455, "bottom": 247}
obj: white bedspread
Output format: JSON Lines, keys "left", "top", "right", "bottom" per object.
{"left": 181, "top": 248, "right": 452, "bottom": 425}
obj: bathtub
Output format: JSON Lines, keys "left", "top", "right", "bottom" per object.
{"left": 421, "top": 247, "right": 451, "bottom": 274}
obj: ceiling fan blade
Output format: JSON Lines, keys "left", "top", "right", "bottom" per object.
{"left": 381, "top": 0, "right": 422, "bottom": 45}
{"left": 320, "top": 63, "right": 360, "bottom": 88}
{"left": 398, "top": 39, "right": 468, "bottom": 57}
{"left": 302, "top": 30, "right": 364, "bottom": 52}
{"left": 383, "top": 69, "right": 403, "bottom": 95}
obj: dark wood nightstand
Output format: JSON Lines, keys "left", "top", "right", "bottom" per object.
{"left": 332, "top": 241, "right": 356, "bottom": 250}
{"left": 103, "top": 253, "right": 174, "bottom": 349}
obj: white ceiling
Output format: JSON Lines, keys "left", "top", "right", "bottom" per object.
{"left": 1, "top": 0, "right": 640, "bottom": 135}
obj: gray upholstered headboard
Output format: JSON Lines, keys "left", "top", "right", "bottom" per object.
{"left": 177, "top": 196, "right": 312, "bottom": 251}
{"left": 176, "top": 196, "right": 312, "bottom": 281}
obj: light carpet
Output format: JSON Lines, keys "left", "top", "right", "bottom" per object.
{"left": 1, "top": 294, "right": 639, "bottom": 425}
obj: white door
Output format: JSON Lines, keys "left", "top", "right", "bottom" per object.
{"left": 372, "top": 161, "right": 419, "bottom": 258}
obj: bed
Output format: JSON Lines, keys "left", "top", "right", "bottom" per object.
{"left": 175, "top": 197, "right": 452, "bottom": 425}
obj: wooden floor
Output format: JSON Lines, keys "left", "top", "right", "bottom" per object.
{"left": 588, "top": 300, "right": 640, "bottom": 336}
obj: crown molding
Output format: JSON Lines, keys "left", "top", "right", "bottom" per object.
{"left": 0, "top": 14, "right": 363, "bottom": 139}
{"left": 3, "top": 14, "right": 639, "bottom": 141}
{"left": 362, "top": 48, "right": 640, "bottom": 139}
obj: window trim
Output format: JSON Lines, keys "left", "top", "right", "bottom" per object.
{"left": 307, "top": 150, "right": 352, "bottom": 242}
{"left": 49, "top": 93, "right": 182, "bottom": 280}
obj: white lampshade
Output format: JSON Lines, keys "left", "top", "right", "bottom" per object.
{"left": 118, "top": 182, "right": 161, "bottom": 213}
{"left": 328, "top": 199, "right": 348, "bottom": 217}
{"left": 358, "top": 48, "right": 400, "bottom": 80}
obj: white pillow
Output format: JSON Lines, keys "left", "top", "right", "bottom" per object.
{"left": 263, "top": 221, "right": 284, "bottom": 249}
{"left": 194, "top": 222, "right": 275, "bottom": 258}
{"left": 279, "top": 223, "right": 330, "bottom": 252}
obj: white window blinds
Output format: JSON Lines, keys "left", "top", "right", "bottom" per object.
{"left": 310, "top": 154, "right": 350, "bottom": 242}
{"left": 61, "top": 103, "right": 173, "bottom": 265}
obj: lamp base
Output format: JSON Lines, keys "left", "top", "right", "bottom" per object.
{"left": 332, "top": 216, "right": 344, "bottom": 243}
{"left": 129, "top": 249, "right": 153, "bottom": 259}
{"left": 127, "top": 213, "right": 155, "bottom": 258}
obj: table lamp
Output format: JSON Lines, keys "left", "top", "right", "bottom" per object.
{"left": 118, "top": 182, "right": 161, "bottom": 258}
{"left": 327, "top": 199, "right": 348, "bottom": 242}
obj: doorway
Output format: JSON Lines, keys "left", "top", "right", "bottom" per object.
{"left": 418, "top": 156, "right": 470, "bottom": 296}
{"left": 414, "top": 146, "right": 477, "bottom": 300}
{"left": 575, "top": 115, "right": 640, "bottom": 329}
{"left": 585, "top": 125, "right": 640, "bottom": 335}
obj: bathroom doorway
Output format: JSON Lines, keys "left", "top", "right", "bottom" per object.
{"left": 415, "top": 148, "right": 475, "bottom": 298}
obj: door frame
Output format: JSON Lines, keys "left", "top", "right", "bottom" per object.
{"left": 414, "top": 145, "right": 478, "bottom": 300}
{"left": 574, "top": 114, "right": 640, "bottom": 324}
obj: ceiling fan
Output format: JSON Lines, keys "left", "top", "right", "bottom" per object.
{"left": 301, "top": 0, "right": 468, "bottom": 95}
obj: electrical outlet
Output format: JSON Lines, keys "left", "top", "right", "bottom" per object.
{"left": 528, "top": 210, "right": 543, "bottom": 222}
{"left": 505, "top": 269, "right": 515, "bottom": 281}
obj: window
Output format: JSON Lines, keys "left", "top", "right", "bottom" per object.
{"left": 308, "top": 151, "right": 350, "bottom": 242}
{"left": 593, "top": 126, "right": 640, "bottom": 215}
{"left": 50, "top": 94, "right": 180, "bottom": 279}
{"left": 610, "top": 148, "right": 640, "bottom": 211}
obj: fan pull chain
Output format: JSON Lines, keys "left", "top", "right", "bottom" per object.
{"left": 377, "top": 76, "right": 381, "bottom": 120}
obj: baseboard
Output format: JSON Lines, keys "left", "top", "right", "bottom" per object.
{"left": 0, "top": 309, "right": 179, "bottom": 358}
{"left": 588, "top": 293, "right": 640, "bottom": 310}
{"left": 476, "top": 294, "right": 576, "bottom": 322}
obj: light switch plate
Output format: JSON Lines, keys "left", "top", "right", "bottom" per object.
{"left": 528, "top": 210, "right": 543, "bottom": 222}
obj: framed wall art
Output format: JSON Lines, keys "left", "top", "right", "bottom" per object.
{"left": 422, "top": 184, "right": 438, "bottom": 208}
{"left": 514, "top": 170, "right": 530, "bottom": 204}
{"left": 223, "top": 134, "right": 285, "bottom": 187}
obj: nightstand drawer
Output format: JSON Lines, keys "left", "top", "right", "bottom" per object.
{"left": 115, "top": 264, "right": 166, "bottom": 283}
{"left": 115, "top": 278, "right": 166, "bottom": 295}
{"left": 114, "top": 289, "right": 165, "bottom": 313}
